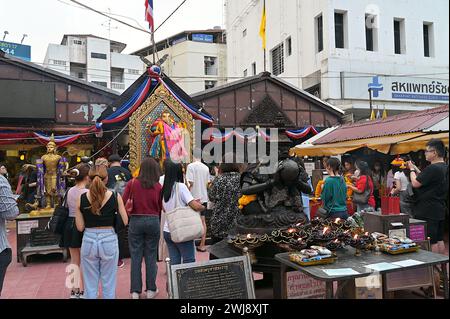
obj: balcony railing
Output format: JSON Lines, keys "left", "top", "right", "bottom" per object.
{"left": 111, "top": 82, "right": 125, "bottom": 90}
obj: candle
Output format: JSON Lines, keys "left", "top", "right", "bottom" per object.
{"left": 322, "top": 227, "right": 330, "bottom": 235}
{"left": 288, "top": 228, "right": 296, "bottom": 234}
{"left": 246, "top": 234, "right": 252, "bottom": 240}
{"left": 335, "top": 218, "right": 341, "bottom": 224}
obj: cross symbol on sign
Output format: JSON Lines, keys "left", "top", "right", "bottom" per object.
{"left": 368, "top": 76, "right": 384, "bottom": 98}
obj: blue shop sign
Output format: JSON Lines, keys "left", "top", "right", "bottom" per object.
{"left": 192, "top": 34, "right": 214, "bottom": 43}
{"left": 0, "top": 41, "right": 31, "bottom": 61}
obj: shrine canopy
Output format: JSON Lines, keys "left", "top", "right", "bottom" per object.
{"left": 291, "top": 105, "right": 449, "bottom": 157}
{"left": 96, "top": 66, "right": 214, "bottom": 131}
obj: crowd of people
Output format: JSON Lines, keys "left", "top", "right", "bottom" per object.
{"left": 0, "top": 139, "right": 448, "bottom": 299}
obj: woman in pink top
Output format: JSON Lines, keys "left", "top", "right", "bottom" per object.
{"left": 60, "top": 164, "right": 90, "bottom": 299}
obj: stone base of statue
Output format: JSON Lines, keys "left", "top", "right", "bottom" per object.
{"left": 28, "top": 207, "right": 55, "bottom": 217}
{"left": 236, "top": 205, "right": 307, "bottom": 235}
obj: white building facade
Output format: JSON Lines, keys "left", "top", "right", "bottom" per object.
{"left": 226, "top": 0, "right": 449, "bottom": 120}
{"left": 132, "top": 29, "right": 227, "bottom": 95}
{"left": 44, "top": 35, "right": 146, "bottom": 93}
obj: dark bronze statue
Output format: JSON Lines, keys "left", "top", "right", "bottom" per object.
{"left": 236, "top": 156, "right": 312, "bottom": 234}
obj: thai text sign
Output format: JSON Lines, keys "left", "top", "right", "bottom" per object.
{"left": 0, "top": 41, "right": 31, "bottom": 61}
{"left": 286, "top": 271, "right": 326, "bottom": 299}
{"left": 343, "top": 72, "right": 449, "bottom": 103}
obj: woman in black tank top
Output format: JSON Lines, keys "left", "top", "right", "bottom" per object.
{"left": 75, "top": 165, "right": 128, "bottom": 299}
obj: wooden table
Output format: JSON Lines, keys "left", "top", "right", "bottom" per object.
{"left": 275, "top": 248, "right": 449, "bottom": 299}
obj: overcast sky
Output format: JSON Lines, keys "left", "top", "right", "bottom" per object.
{"left": 0, "top": 0, "right": 224, "bottom": 63}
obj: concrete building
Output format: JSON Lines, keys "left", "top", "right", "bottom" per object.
{"left": 226, "top": 0, "right": 449, "bottom": 120}
{"left": 44, "top": 34, "right": 146, "bottom": 93}
{"left": 132, "top": 29, "right": 227, "bottom": 94}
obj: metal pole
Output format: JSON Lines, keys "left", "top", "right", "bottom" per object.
{"left": 165, "top": 258, "right": 173, "bottom": 299}
{"left": 263, "top": 0, "right": 267, "bottom": 72}
{"left": 368, "top": 88, "right": 373, "bottom": 118}
{"left": 152, "top": 31, "right": 156, "bottom": 65}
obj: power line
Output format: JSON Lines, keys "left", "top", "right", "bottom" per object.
{"left": 68, "top": 0, "right": 152, "bottom": 35}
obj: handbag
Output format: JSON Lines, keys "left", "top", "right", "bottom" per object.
{"left": 46, "top": 188, "right": 70, "bottom": 235}
{"left": 352, "top": 176, "right": 371, "bottom": 205}
{"left": 317, "top": 177, "right": 344, "bottom": 219}
{"left": 166, "top": 183, "right": 203, "bottom": 243}
{"left": 113, "top": 191, "right": 126, "bottom": 234}
{"left": 125, "top": 179, "right": 135, "bottom": 215}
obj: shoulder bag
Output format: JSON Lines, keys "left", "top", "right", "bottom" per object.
{"left": 317, "top": 177, "right": 344, "bottom": 219}
{"left": 353, "top": 176, "right": 371, "bottom": 205}
{"left": 113, "top": 191, "right": 126, "bottom": 234}
{"left": 166, "top": 183, "right": 203, "bottom": 243}
{"left": 125, "top": 179, "right": 135, "bottom": 215}
{"left": 46, "top": 188, "right": 70, "bottom": 235}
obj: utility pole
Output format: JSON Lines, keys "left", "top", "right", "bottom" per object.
{"left": 368, "top": 88, "right": 373, "bottom": 118}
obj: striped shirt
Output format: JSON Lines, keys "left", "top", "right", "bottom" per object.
{"left": 0, "top": 175, "right": 19, "bottom": 252}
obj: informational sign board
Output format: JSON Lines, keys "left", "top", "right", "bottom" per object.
{"left": 0, "top": 41, "right": 31, "bottom": 61}
{"left": 168, "top": 256, "right": 255, "bottom": 299}
{"left": 286, "top": 271, "right": 326, "bottom": 299}
{"left": 192, "top": 33, "right": 214, "bottom": 43}
{"left": 17, "top": 220, "right": 39, "bottom": 235}
{"left": 409, "top": 224, "right": 426, "bottom": 242}
{"left": 343, "top": 72, "right": 449, "bottom": 104}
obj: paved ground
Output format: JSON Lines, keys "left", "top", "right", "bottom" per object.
{"left": 1, "top": 221, "right": 448, "bottom": 299}
{"left": 1, "top": 222, "right": 208, "bottom": 299}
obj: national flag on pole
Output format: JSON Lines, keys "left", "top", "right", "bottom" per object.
{"left": 370, "top": 109, "right": 376, "bottom": 121}
{"left": 145, "top": 0, "right": 154, "bottom": 32}
{"left": 376, "top": 108, "right": 381, "bottom": 119}
{"left": 259, "top": 1, "right": 266, "bottom": 50}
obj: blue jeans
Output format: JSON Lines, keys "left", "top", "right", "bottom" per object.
{"left": 163, "top": 232, "right": 195, "bottom": 265}
{"left": 81, "top": 228, "right": 119, "bottom": 299}
{"left": 329, "top": 210, "right": 349, "bottom": 220}
{"left": 128, "top": 216, "right": 160, "bottom": 293}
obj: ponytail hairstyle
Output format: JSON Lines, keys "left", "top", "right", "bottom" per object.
{"left": 326, "top": 157, "right": 342, "bottom": 175}
{"left": 88, "top": 165, "right": 108, "bottom": 215}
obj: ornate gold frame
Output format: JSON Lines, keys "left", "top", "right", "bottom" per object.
{"left": 129, "top": 84, "right": 194, "bottom": 172}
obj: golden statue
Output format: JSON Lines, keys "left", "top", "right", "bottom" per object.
{"left": 29, "top": 135, "right": 67, "bottom": 216}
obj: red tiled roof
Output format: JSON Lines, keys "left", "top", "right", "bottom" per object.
{"left": 314, "top": 105, "right": 449, "bottom": 145}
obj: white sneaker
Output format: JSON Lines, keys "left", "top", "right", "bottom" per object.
{"left": 131, "top": 292, "right": 140, "bottom": 299}
{"left": 146, "top": 289, "right": 159, "bottom": 299}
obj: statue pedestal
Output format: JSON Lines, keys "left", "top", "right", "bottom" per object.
{"left": 29, "top": 208, "right": 55, "bottom": 217}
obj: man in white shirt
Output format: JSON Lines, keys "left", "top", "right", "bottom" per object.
{"left": 186, "top": 158, "right": 211, "bottom": 252}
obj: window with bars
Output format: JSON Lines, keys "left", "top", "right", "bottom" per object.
{"left": 271, "top": 43, "right": 284, "bottom": 76}
{"left": 92, "top": 81, "right": 107, "bottom": 87}
{"left": 252, "top": 62, "right": 257, "bottom": 75}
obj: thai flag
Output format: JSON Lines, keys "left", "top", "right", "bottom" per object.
{"left": 145, "top": 0, "right": 154, "bottom": 32}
